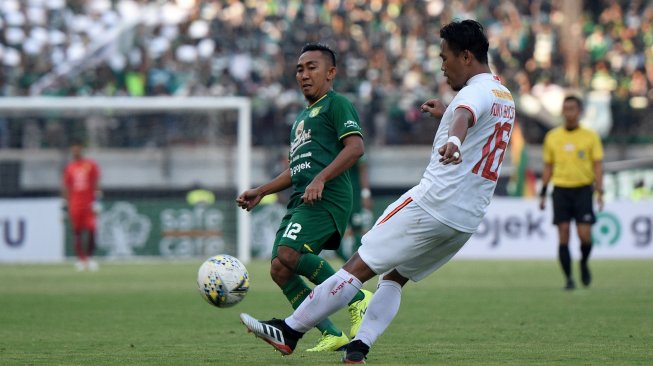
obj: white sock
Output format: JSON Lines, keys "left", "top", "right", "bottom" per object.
{"left": 285, "top": 269, "right": 362, "bottom": 333}
{"left": 355, "top": 279, "right": 402, "bottom": 347}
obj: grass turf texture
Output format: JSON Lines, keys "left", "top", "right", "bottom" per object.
{"left": 0, "top": 260, "right": 651, "bottom": 365}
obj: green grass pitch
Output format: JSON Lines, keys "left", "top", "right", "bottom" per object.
{"left": 1, "top": 259, "right": 651, "bottom": 365}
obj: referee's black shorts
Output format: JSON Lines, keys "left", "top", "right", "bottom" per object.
{"left": 552, "top": 185, "right": 596, "bottom": 225}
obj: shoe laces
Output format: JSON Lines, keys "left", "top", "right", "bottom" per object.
{"left": 349, "top": 300, "right": 363, "bottom": 320}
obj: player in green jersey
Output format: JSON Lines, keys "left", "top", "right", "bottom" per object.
{"left": 236, "top": 43, "right": 372, "bottom": 352}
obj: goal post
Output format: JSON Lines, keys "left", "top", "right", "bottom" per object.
{"left": 0, "top": 97, "right": 252, "bottom": 263}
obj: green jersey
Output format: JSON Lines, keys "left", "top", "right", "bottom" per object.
{"left": 287, "top": 90, "right": 363, "bottom": 235}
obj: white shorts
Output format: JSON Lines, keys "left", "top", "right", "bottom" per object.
{"left": 358, "top": 193, "right": 472, "bottom": 282}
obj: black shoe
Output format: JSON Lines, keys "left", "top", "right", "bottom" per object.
{"left": 240, "top": 313, "right": 301, "bottom": 355}
{"left": 580, "top": 262, "right": 591, "bottom": 287}
{"left": 564, "top": 279, "right": 576, "bottom": 291}
{"left": 342, "top": 340, "right": 370, "bottom": 364}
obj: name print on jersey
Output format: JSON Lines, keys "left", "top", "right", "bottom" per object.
{"left": 472, "top": 100, "right": 515, "bottom": 182}
{"left": 290, "top": 120, "right": 312, "bottom": 156}
{"left": 490, "top": 103, "right": 515, "bottom": 120}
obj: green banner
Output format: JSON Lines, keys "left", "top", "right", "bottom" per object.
{"left": 65, "top": 199, "right": 238, "bottom": 259}
{"left": 65, "top": 196, "right": 399, "bottom": 259}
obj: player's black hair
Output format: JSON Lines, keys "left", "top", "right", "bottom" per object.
{"left": 440, "top": 19, "right": 489, "bottom": 64}
{"left": 563, "top": 95, "right": 584, "bottom": 110}
{"left": 300, "top": 43, "right": 337, "bottom": 67}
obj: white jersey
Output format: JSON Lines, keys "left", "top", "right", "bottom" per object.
{"left": 410, "top": 73, "right": 515, "bottom": 233}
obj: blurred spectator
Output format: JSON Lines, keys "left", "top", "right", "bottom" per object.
{"left": 1, "top": 0, "right": 652, "bottom": 147}
{"left": 630, "top": 179, "right": 652, "bottom": 201}
{"left": 186, "top": 182, "right": 216, "bottom": 207}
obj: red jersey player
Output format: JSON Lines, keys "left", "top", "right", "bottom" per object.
{"left": 62, "top": 142, "right": 101, "bottom": 271}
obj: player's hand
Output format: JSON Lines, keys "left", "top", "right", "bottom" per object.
{"left": 420, "top": 99, "right": 447, "bottom": 119}
{"left": 437, "top": 143, "right": 462, "bottom": 165}
{"left": 302, "top": 178, "right": 324, "bottom": 205}
{"left": 539, "top": 197, "right": 546, "bottom": 211}
{"left": 236, "top": 189, "right": 263, "bottom": 211}
{"left": 596, "top": 193, "right": 604, "bottom": 212}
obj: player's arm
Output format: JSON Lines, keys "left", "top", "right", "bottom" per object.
{"left": 593, "top": 160, "right": 604, "bottom": 211}
{"left": 61, "top": 170, "right": 70, "bottom": 206}
{"left": 236, "top": 168, "right": 292, "bottom": 211}
{"left": 539, "top": 162, "right": 553, "bottom": 210}
{"left": 438, "top": 107, "right": 473, "bottom": 165}
{"left": 303, "top": 134, "right": 364, "bottom": 204}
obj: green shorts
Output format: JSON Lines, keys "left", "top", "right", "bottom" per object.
{"left": 272, "top": 203, "right": 341, "bottom": 259}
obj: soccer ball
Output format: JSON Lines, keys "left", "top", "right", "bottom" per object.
{"left": 197, "top": 254, "right": 250, "bottom": 308}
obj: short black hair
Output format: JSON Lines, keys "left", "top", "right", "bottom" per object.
{"left": 563, "top": 95, "right": 583, "bottom": 109}
{"left": 300, "top": 43, "right": 336, "bottom": 67}
{"left": 440, "top": 19, "right": 489, "bottom": 64}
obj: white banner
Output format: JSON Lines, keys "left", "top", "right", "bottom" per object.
{"left": 458, "top": 198, "right": 653, "bottom": 259}
{"left": 0, "top": 198, "right": 64, "bottom": 262}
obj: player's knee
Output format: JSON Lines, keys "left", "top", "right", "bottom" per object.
{"left": 381, "top": 269, "right": 409, "bottom": 287}
{"left": 269, "top": 258, "right": 293, "bottom": 285}
{"left": 276, "top": 246, "right": 301, "bottom": 270}
{"left": 342, "top": 253, "right": 376, "bottom": 283}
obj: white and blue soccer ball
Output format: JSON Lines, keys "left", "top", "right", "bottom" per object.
{"left": 197, "top": 254, "right": 250, "bottom": 308}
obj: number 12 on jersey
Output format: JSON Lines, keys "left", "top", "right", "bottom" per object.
{"left": 472, "top": 122, "right": 512, "bottom": 182}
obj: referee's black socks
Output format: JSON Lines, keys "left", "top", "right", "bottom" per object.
{"left": 580, "top": 243, "right": 592, "bottom": 264}
{"left": 558, "top": 244, "right": 572, "bottom": 280}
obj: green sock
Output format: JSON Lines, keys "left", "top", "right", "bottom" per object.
{"left": 295, "top": 253, "right": 365, "bottom": 305}
{"left": 281, "top": 274, "right": 311, "bottom": 309}
{"left": 281, "top": 274, "right": 341, "bottom": 336}
{"left": 295, "top": 252, "right": 336, "bottom": 284}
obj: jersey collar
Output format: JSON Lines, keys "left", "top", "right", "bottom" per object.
{"left": 466, "top": 73, "right": 499, "bottom": 85}
{"left": 307, "top": 91, "right": 331, "bottom": 109}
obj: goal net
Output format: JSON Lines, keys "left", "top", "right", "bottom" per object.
{"left": 0, "top": 97, "right": 252, "bottom": 263}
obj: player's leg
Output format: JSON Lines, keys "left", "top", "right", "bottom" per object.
{"left": 69, "top": 207, "right": 87, "bottom": 271}
{"left": 556, "top": 223, "right": 573, "bottom": 289}
{"left": 576, "top": 223, "right": 592, "bottom": 286}
{"left": 270, "top": 212, "right": 348, "bottom": 351}
{"left": 552, "top": 187, "right": 574, "bottom": 290}
{"left": 342, "top": 269, "right": 407, "bottom": 363}
{"left": 345, "top": 207, "right": 471, "bottom": 363}
{"left": 284, "top": 253, "right": 376, "bottom": 334}
{"left": 241, "top": 254, "right": 372, "bottom": 356}
{"left": 332, "top": 224, "right": 373, "bottom": 338}
{"left": 574, "top": 186, "right": 596, "bottom": 287}
{"left": 286, "top": 206, "right": 366, "bottom": 301}
{"left": 85, "top": 209, "right": 99, "bottom": 271}
{"left": 284, "top": 194, "right": 423, "bottom": 341}
{"left": 278, "top": 205, "right": 371, "bottom": 337}
{"left": 240, "top": 206, "right": 375, "bottom": 354}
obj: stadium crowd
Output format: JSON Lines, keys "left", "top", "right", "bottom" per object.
{"left": 1, "top": 0, "right": 652, "bottom": 148}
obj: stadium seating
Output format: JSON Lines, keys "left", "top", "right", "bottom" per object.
{"left": 0, "top": 0, "right": 652, "bottom": 148}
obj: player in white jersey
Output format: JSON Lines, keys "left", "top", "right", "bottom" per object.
{"left": 240, "top": 20, "right": 515, "bottom": 364}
